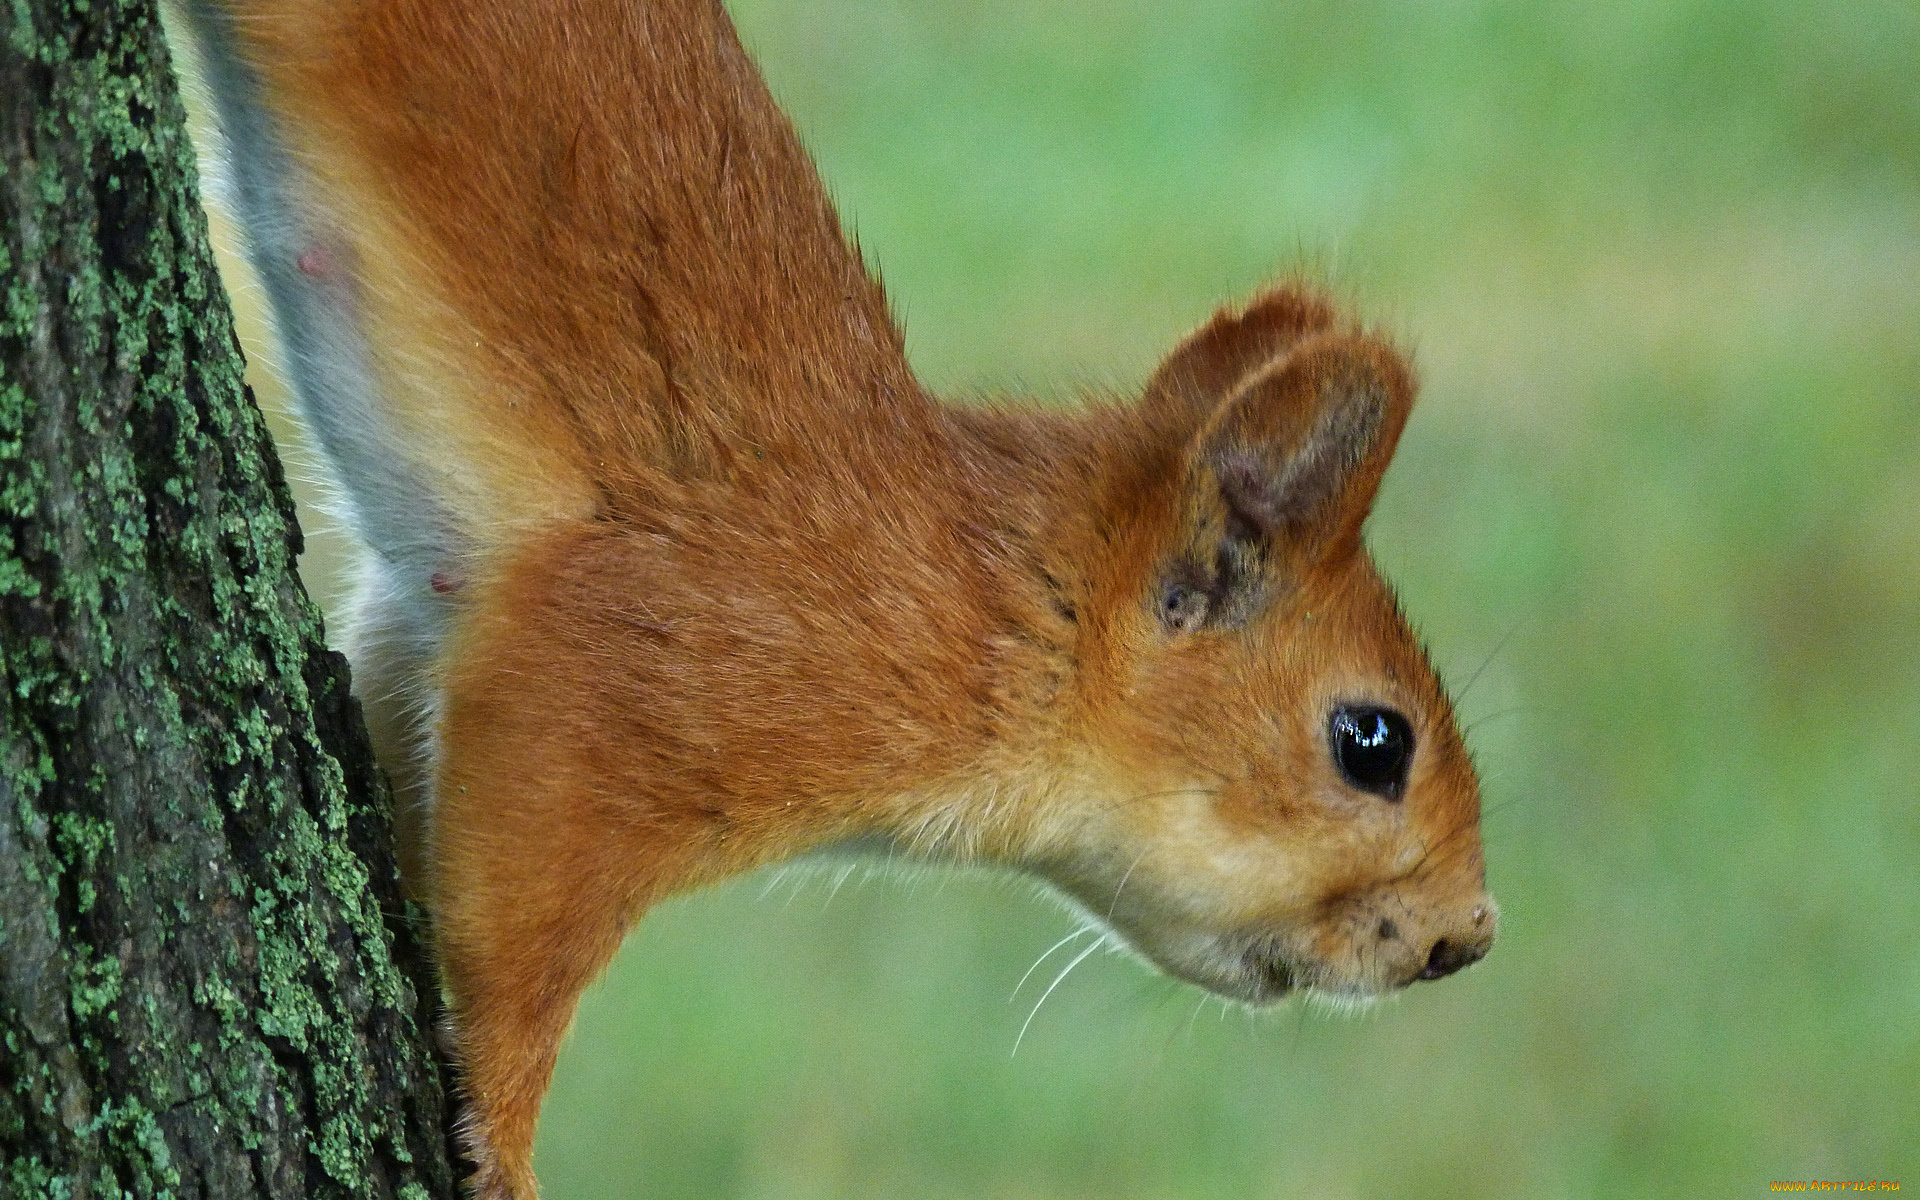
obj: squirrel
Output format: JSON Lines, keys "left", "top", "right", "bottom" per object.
{"left": 178, "top": 0, "right": 1498, "bottom": 1196}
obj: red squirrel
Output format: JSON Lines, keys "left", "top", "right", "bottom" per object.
{"left": 181, "top": 1, "right": 1497, "bottom": 1195}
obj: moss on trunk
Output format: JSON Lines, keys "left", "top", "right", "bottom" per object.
{"left": 0, "top": 1, "right": 457, "bottom": 1196}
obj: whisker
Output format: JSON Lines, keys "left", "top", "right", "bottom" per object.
{"left": 1405, "top": 837, "right": 1467, "bottom": 886}
{"left": 1288, "top": 989, "right": 1311, "bottom": 1064}
{"left": 1454, "top": 622, "right": 1523, "bottom": 703}
{"left": 1478, "top": 796, "right": 1524, "bottom": 824}
{"left": 1064, "top": 785, "right": 1228, "bottom": 837}
{"left": 1401, "top": 809, "right": 1487, "bottom": 885}
{"left": 1107, "top": 851, "right": 1148, "bottom": 919}
{"left": 1461, "top": 706, "right": 1526, "bottom": 740}
{"left": 1104, "top": 786, "right": 1225, "bottom": 814}
{"left": 1183, "top": 994, "right": 1208, "bottom": 1042}
{"left": 759, "top": 869, "right": 799, "bottom": 904}
{"left": 1011, "top": 925, "right": 1097, "bottom": 1004}
{"left": 823, "top": 862, "right": 859, "bottom": 908}
{"left": 1013, "top": 937, "right": 1105, "bottom": 1056}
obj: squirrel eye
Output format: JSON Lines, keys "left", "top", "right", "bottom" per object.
{"left": 1329, "top": 706, "right": 1414, "bottom": 800}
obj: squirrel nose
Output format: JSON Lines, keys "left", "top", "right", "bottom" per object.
{"left": 1416, "top": 936, "right": 1487, "bottom": 981}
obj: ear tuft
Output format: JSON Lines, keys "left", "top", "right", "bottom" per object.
{"left": 1144, "top": 294, "right": 1414, "bottom": 631}
{"left": 1142, "top": 283, "right": 1338, "bottom": 429}
{"left": 1192, "top": 331, "right": 1415, "bottom": 561}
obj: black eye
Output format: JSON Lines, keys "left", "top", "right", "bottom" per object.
{"left": 1329, "top": 706, "right": 1414, "bottom": 800}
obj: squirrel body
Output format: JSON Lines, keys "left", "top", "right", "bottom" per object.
{"left": 182, "top": 2, "right": 1497, "bottom": 1196}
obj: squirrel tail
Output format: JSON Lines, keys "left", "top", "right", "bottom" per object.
{"left": 179, "top": 1, "right": 609, "bottom": 587}
{"left": 177, "top": 2, "right": 596, "bottom": 848}
{"left": 179, "top": 0, "right": 924, "bottom": 834}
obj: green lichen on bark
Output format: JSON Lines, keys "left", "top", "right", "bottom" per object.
{"left": 0, "top": 2, "right": 456, "bottom": 1197}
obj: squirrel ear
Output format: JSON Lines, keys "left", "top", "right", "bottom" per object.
{"left": 1142, "top": 284, "right": 1338, "bottom": 430}
{"left": 1162, "top": 331, "right": 1414, "bottom": 625}
{"left": 1198, "top": 330, "right": 1414, "bottom": 552}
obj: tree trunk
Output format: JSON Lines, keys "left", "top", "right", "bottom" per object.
{"left": 0, "top": 2, "right": 458, "bottom": 1196}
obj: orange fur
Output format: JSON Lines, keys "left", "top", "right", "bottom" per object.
{"left": 189, "top": 2, "right": 1497, "bottom": 1196}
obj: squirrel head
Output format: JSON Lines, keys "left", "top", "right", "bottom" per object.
{"left": 1013, "top": 286, "right": 1496, "bottom": 1004}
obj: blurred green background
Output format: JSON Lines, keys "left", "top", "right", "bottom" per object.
{"left": 190, "top": 0, "right": 1920, "bottom": 1196}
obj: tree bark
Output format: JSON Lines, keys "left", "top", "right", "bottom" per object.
{"left": 0, "top": 2, "right": 457, "bottom": 1196}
